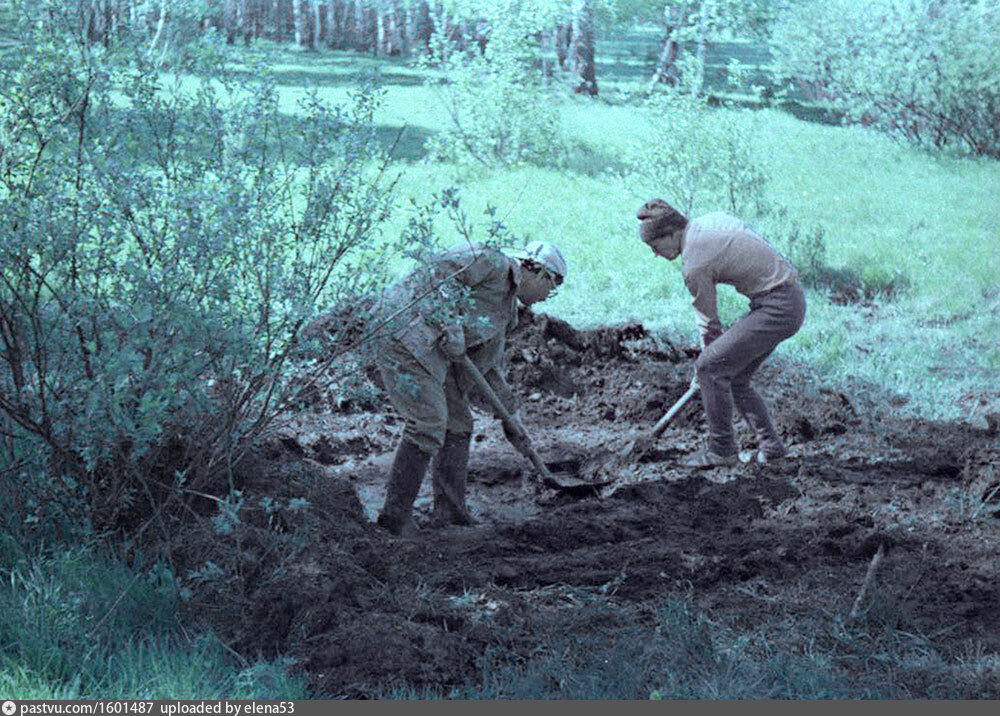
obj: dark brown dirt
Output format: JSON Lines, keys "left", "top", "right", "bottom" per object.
{"left": 169, "top": 307, "right": 1000, "bottom": 698}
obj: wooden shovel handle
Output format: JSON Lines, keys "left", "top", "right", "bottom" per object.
{"left": 650, "top": 384, "right": 699, "bottom": 439}
{"left": 456, "top": 355, "right": 554, "bottom": 480}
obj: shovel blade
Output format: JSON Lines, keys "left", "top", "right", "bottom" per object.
{"left": 542, "top": 472, "right": 608, "bottom": 495}
{"left": 618, "top": 434, "right": 654, "bottom": 460}
{"left": 539, "top": 459, "right": 612, "bottom": 494}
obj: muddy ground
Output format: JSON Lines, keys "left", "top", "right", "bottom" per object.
{"left": 171, "top": 307, "right": 1000, "bottom": 698}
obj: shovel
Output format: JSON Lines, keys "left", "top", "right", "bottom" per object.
{"left": 457, "top": 355, "right": 608, "bottom": 494}
{"left": 619, "top": 383, "right": 700, "bottom": 459}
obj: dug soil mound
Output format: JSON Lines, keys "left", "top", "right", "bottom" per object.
{"left": 171, "top": 307, "right": 1000, "bottom": 698}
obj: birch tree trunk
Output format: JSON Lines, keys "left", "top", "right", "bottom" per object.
{"left": 292, "top": 0, "right": 303, "bottom": 45}
{"left": 246, "top": 0, "right": 262, "bottom": 43}
{"left": 391, "top": 1, "right": 407, "bottom": 55}
{"left": 405, "top": 0, "right": 432, "bottom": 54}
{"left": 85, "top": 0, "right": 104, "bottom": 46}
{"left": 568, "top": 0, "right": 598, "bottom": 95}
{"left": 326, "top": 0, "right": 340, "bottom": 47}
{"left": 376, "top": 7, "right": 385, "bottom": 54}
{"left": 311, "top": 0, "right": 322, "bottom": 47}
{"left": 223, "top": 0, "right": 237, "bottom": 43}
{"left": 292, "top": 0, "right": 313, "bottom": 48}
{"left": 236, "top": 0, "right": 251, "bottom": 44}
{"left": 540, "top": 28, "right": 556, "bottom": 87}
{"left": 378, "top": 1, "right": 405, "bottom": 55}
{"left": 647, "top": 4, "right": 681, "bottom": 94}
{"left": 102, "top": 0, "right": 112, "bottom": 46}
{"left": 270, "top": 0, "right": 284, "bottom": 41}
{"left": 555, "top": 22, "right": 570, "bottom": 69}
{"left": 147, "top": 0, "right": 168, "bottom": 59}
{"left": 695, "top": 0, "right": 713, "bottom": 92}
{"left": 355, "top": 0, "right": 372, "bottom": 52}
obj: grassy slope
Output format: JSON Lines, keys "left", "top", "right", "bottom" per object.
{"left": 321, "top": 39, "right": 999, "bottom": 424}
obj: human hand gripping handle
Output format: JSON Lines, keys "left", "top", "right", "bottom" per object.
{"left": 700, "top": 325, "right": 723, "bottom": 349}
{"left": 439, "top": 323, "right": 466, "bottom": 359}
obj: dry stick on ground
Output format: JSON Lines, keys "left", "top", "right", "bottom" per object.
{"left": 970, "top": 475, "right": 1000, "bottom": 520}
{"left": 850, "top": 542, "right": 886, "bottom": 620}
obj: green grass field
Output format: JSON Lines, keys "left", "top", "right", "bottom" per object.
{"left": 233, "top": 38, "right": 1000, "bottom": 424}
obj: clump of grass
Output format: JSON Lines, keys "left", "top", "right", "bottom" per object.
{"left": 0, "top": 547, "right": 306, "bottom": 699}
{"left": 373, "top": 594, "right": 1000, "bottom": 699}
{"left": 764, "top": 214, "right": 911, "bottom": 303}
{"left": 267, "top": 562, "right": 1000, "bottom": 700}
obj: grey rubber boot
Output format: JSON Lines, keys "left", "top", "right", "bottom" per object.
{"left": 430, "top": 431, "right": 476, "bottom": 527}
{"left": 376, "top": 439, "right": 432, "bottom": 537}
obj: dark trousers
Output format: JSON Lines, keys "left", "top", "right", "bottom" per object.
{"left": 694, "top": 282, "right": 806, "bottom": 456}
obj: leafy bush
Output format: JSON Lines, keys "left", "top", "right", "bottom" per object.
{"left": 622, "top": 56, "right": 768, "bottom": 217}
{"left": 761, "top": 210, "right": 911, "bottom": 304}
{"left": 0, "top": 2, "right": 398, "bottom": 543}
{"left": 771, "top": 0, "right": 1000, "bottom": 157}
{"left": 423, "top": 0, "right": 565, "bottom": 167}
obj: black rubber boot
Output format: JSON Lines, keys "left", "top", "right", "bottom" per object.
{"left": 430, "top": 431, "right": 476, "bottom": 527}
{"left": 376, "top": 439, "right": 432, "bottom": 537}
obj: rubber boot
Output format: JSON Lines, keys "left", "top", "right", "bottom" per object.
{"left": 376, "top": 439, "right": 432, "bottom": 537}
{"left": 430, "top": 431, "right": 476, "bottom": 527}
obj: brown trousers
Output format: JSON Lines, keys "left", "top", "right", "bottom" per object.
{"left": 694, "top": 282, "right": 806, "bottom": 457}
{"left": 376, "top": 338, "right": 473, "bottom": 455}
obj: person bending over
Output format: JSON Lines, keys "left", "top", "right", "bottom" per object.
{"left": 374, "top": 240, "right": 567, "bottom": 535}
{"left": 636, "top": 199, "right": 806, "bottom": 467}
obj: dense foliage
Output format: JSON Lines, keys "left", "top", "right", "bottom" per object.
{"left": 771, "top": 0, "right": 1000, "bottom": 157}
{"left": 0, "top": 1, "right": 398, "bottom": 544}
{"left": 623, "top": 57, "right": 768, "bottom": 217}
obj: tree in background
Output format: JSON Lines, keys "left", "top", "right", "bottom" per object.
{"left": 429, "top": 0, "right": 601, "bottom": 96}
{"left": 593, "top": 0, "right": 775, "bottom": 95}
{"left": 622, "top": 56, "right": 768, "bottom": 217}
{"left": 26, "top": 2, "right": 617, "bottom": 95}
{"left": 423, "top": 0, "right": 565, "bottom": 165}
{"left": 771, "top": 0, "right": 1000, "bottom": 158}
{"left": 569, "top": 0, "right": 599, "bottom": 95}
